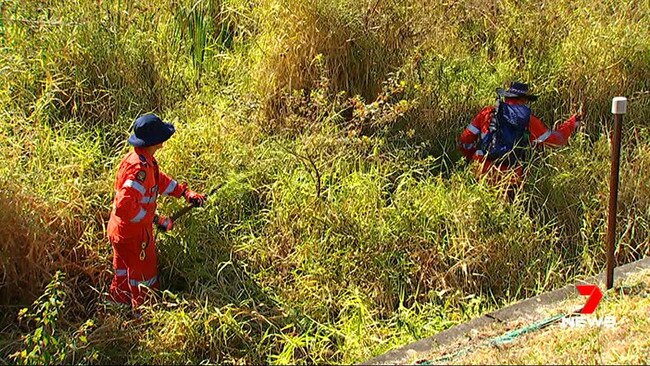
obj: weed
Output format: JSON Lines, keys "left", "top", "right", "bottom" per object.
{"left": 10, "top": 271, "right": 97, "bottom": 365}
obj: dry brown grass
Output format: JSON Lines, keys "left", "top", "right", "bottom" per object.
{"left": 0, "top": 181, "right": 102, "bottom": 308}
{"left": 252, "top": 0, "right": 419, "bottom": 125}
{"left": 0, "top": 182, "right": 57, "bottom": 305}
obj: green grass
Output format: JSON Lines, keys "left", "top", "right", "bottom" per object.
{"left": 1, "top": 0, "right": 650, "bottom": 364}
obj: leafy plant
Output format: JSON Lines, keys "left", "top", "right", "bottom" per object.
{"left": 10, "top": 271, "right": 97, "bottom": 365}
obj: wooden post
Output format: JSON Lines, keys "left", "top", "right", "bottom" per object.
{"left": 607, "top": 97, "right": 627, "bottom": 289}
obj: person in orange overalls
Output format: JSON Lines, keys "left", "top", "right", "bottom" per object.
{"left": 458, "top": 82, "right": 583, "bottom": 198}
{"left": 107, "top": 113, "right": 206, "bottom": 310}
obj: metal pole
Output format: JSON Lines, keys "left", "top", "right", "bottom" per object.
{"left": 607, "top": 97, "right": 627, "bottom": 289}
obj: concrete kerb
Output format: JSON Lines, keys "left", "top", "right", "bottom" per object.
{"left": 361, "top": 256, "right": 650, "bottom": 365}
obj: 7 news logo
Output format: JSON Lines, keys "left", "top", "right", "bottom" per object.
{"left": 560, "top": 284, "right": 617, "bottom": 328}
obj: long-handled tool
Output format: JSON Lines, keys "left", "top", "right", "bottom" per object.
{"left": 155, "top": 183, "right": 224, "bottom": 231}
{"left": 172, "top": 183, "right": 224, "bottom": 221}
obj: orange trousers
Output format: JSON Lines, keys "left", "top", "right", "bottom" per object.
{"left": 475, "top": 160, "right": 525, "bottom": 201}
{"left": 109, "top": 230, "right": 159, "bottom": 309}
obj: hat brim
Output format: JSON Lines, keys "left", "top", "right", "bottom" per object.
{"left": 128, "top": 122, "right": 175, "bottom": 147}
{"left": 497, "top": 88, "right": 538, "bottom": 101}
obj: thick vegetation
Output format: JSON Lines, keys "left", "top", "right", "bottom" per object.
{"left": 1, "top": 0, "right": 649, "bottom": 363}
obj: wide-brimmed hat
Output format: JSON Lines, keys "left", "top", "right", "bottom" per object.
{"left": 496, "top": 82, "right": 538, "bottom": 101}
{"left": 128, "top": 113, "right": 175, "bottom": 147}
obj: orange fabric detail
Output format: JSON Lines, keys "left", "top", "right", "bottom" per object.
{"left": 529, "top": 114, "right": 578, "bottom": 147}
{"left": 458, "top": 100, "right": 578, "bottom": 191}
{"left": 109, "top": 234, "right": 158, "bottom": 309}
{"left": 159, "top": 171, "right": 186, "bottom": 198}
{"left": 107, "top": 147, "right": 179, "bottom": 309}
{"left": 459, "top": 106, "right": 493, "bottom": 158}
{"left": 458, "top": 100, "right": 579, "bottom": 165}
{"left": 476, "top": 159, "right": 524, "bottom": 187}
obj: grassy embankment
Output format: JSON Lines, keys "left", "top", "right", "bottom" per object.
{"left": 1, "top": 0, "right": 649, "bottom": 363}
{"left": 438, "top": 269, "right": 650, "bottom": 365}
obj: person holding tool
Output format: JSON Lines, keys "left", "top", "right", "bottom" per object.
{"left": 458, "top": 81, "right": 583, "bottom": 199}
{"left": 107, "top": 113, "right": 206, "bottom": 311}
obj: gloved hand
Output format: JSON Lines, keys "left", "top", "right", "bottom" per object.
{"left": 183, "top": 189, "right": 207, "bottom": 207}
{"left": 153, "top": 214, "right": 174, "bottom": 232}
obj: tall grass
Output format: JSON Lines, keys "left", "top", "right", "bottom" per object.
{"left": 1, "top": 0, "right": 650, "bottom": 364}
{"left": 251, "top": 0, "right": 419, "bottom": 127}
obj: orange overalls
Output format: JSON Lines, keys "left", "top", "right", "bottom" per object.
{"left": 107, "top": 147, "right": 186, "bottom": 308}
{"left": 459, "top": 99, "right": 579, "bottom": 187}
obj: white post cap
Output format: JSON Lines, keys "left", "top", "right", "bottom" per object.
{"left": 612, "top": 97, "right": 628, "bottom": 115}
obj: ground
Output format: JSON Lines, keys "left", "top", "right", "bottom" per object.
{"left": 416, "top": 268, "right": 650, "bottom": 365}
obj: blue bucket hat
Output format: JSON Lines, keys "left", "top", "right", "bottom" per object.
{"left": 128, "top": 113, "right": 176, "bottom": 147}
{"left": 497, "top": 82, "right": 538, "bottom": 101}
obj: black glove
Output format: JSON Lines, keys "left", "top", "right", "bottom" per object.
{"left": 183, "top": 189, "right": 207, "bottom": 207}
{"left": 153, "top": 214, "right": 173, "bottom": 232}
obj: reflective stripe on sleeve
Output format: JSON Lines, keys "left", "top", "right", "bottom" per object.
{"left": 116, "top": 269, "right": 127, "bottom": 277}
{"left": 467, "top": 124, "right": 480, "bottom": 135}
{"left": 475, "top": 150, "right": 485, "bottom": 157}
{"left": 161, "top": 180, "right": 177, "bottom": 196}
{"left": 533, "top": 130, "right": 553, "bottom": 143}
{"left": 461, "top": 143, "right": 474, "bottom": 150}
{"left": 123, "top": 179, "right": 146, "bottom": 195}
{"left": 129, "top": 276, "right": 158, "bottom": 288}
{"left": 130, "top": 207, "right": 147, "bottom": 223}
{"left": 141, "top": 196, "right": 157, "bottom": 204}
